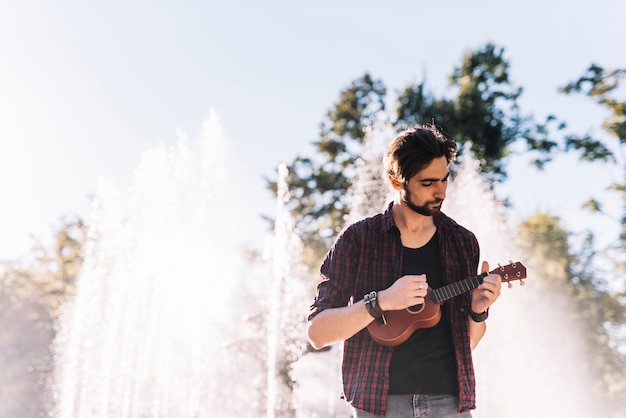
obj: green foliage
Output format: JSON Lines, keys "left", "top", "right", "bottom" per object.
{"left": 582, "top": 198, "right": 603, "bottom": 213}
{"left": 560, "top": 64, "right": 626, "bottom": 145}
{"left": 270, "top": 43, "right": 562, "bottom": 266}
{"left": 271, "top": 47, "right": 626, "bottom": 276}
{"left": 563, "top": 133, "right": 616, "bottom": 162}
{"left": 1, "top": 216, "right": 85, "bottom": 320}
{"left": 395, "top": 81, "right": 459, "bottom": 132}
{"left": 448, "top": 44, "right": 522, "bottom": 180}
{"left": 396, "top": 44, "right": 526, "bottom": 182}
{"left": 560, "top": 64, "right": 626, "bottom": 247}
{"left": 266, "top": 73, "right": 387, "bottom": 266}
{"left": 324, "top": 73, "right": 386, "bottom": 142}
{"left": 520, "top": 114, "right": 563, "bottom": 169}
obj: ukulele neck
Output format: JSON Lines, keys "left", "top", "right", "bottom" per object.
{"left": 430, "top": 272, "right": 488, "bottom": 304}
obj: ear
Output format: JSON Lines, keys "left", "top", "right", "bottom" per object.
{"left": 388, "top": 175, "right": 403, "bottom": 191}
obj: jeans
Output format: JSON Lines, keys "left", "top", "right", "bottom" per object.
{"left": 351, "top": 394, "right": 473, "bottom": 418}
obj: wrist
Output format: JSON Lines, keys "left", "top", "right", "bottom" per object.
{"left": 364, "top": 291, "right": 387, "bottom": 325}
{"left": 468, "top": 307, "right": 489, "bottom": 322}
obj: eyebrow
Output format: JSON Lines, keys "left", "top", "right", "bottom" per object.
{"left": 416, "top": 172, "right": 450, "bottom": 182}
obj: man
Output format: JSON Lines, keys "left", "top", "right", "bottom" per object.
{"left": 307, "top": 125, "right": 502, "bottom": 417}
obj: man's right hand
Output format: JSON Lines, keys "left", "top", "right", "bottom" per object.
{"left": 378, "top": 274, "right": 428, "bottom": 311}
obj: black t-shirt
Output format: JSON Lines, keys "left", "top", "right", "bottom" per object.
{"left": 388, "top": 233, "right": 459, "bottom": 395}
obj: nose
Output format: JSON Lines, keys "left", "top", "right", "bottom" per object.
{"left": 434, "top": 181, "right": 447, "bottom": 200}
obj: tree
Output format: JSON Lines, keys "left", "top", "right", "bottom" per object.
{"left": 396, "top": 43, "right": 527, "bottom": 182}
{"left": 560, "top": 64, "right": 626, "bottom": 249}
{"left": 555, "top": 66, "right": 626, "bottom": 408}
{"left": 0, "top": 216, "right": 86, "bottom": 416}
{"left": 1, "top": 216, "right": 85, "bottom": 320}
{"left": 270, "top": 43, "right": 557, "bottom": 265}
{"left": 266, "top": 73, "right": 386, "bottom": 265}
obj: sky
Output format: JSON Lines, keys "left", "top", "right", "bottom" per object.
{"left": 1, "top": 0, "right": 625, "bottom": 262}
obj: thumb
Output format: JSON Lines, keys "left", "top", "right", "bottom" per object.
{"left": 481, "top": 260, "right": 490, "bottom": 274}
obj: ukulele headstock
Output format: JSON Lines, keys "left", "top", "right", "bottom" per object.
{"left": 490, "top": 261, "right": 527, "bottom": 288}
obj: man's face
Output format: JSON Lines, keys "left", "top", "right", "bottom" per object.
{"left": 400, "top": 156, "right": 449, "bottom": 216}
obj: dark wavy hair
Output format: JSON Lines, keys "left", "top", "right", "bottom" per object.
{"left": 384, "top": 125, "right": 457, "bottom": 184}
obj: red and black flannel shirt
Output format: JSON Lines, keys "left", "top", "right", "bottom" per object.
{"left": 308, "top": 202, "right": 480, "bottom": 416}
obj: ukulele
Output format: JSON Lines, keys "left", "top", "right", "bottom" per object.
{"left": 367, "top": 261, "right": 527, "bottom": 347}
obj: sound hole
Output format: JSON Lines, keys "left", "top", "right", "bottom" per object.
{"left": 408, "top": 303, "right": 423, "bottom": 313}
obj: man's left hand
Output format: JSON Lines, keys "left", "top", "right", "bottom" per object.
{"left": 470, "top": 261, "right": 502, "bottom": 313}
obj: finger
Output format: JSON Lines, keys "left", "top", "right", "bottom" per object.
{"left": 483, "top": 275, "right": 502, "bottom": 290}
{"left": 481, "top": 283, "right": 501, "bottom": 298}
{"left": 402, "top": 274, "right": 426, "bottom": 284}
{"left": 480, "top": 280, "right": 499, "bottom": 294}
{"left": 481, "top": 260, "right": 490, "bottom": 274}
{"left": 411, "top": 275, "right": 427, "bottom": 287}
{"left": 414, "top": 274, "right": 427, "bottom": 283}
{"left": 412, "top": 297, "right": 425, "bottom": 306}
{"left": 482, "top": 275, "right": 500, "bottom": 285}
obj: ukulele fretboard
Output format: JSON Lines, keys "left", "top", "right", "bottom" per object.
{"left": 431, "top": 272, "right": 488, "bottom": 303}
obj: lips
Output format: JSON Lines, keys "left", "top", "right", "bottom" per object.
{"left": 431, "top": 199, "right": 444, "bottom": 207}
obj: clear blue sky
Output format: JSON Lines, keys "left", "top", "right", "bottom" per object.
{"left": 1, "top": 0, "right": 624, "bottom": 260}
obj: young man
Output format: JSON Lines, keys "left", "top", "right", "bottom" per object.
{"left": 307, "top": 126, "right": 502, "bottom": 417}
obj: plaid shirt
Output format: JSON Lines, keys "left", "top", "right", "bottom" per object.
{"left": 309, "top": 202, "right": 480, "bottom": 416}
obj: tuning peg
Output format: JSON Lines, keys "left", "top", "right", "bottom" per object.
{"left": 510, "top": 260, "right": 517, "bottom": 268}
{"left": 520, "top": 279, "right": 525, "bottom": 286}
{"left": 508, "top": 282, "right": 513, "bottom": 289}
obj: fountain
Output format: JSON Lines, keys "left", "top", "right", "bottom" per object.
{"left": 50, "top": 110, "right": 269, "bottom": 417}
{"left": 264, "top": 163, "right": 309, "bottom": 417}
{"left": 445, "top": 157, "right": 606, "bottom": 417}
{"left": 49, "top": 112, "right": 610, "bottom": 417}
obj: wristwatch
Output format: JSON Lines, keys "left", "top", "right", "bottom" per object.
{"left": 468, "top": 307, "right": 489, "bottom": 322}
{"left": 364, "top": 291, "right": 387, "bottom": 325}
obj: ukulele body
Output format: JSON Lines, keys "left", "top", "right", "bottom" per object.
{"left": 367, "top": 288, "right": 441, "bottom": 346}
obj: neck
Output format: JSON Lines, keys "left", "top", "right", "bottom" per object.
{"left": 392, "top": 200, "right": 436, "bottom": 248}
{"left": 392, "top": 198, "right": 433, "bottom": 231}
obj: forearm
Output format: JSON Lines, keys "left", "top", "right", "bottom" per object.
{"left": 467, "top": 262, "right": 501, "bottom": 350}
{"left": 468, "top": 318, "right": 486, "bottom": 350}
{"left": 307, "top": 300, "right": 373, "bottom": 350}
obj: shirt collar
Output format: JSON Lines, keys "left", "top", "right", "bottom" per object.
{"left": 382, "top": 201, "right": 397, "bottom": 233}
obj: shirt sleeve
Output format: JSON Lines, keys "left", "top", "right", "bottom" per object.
{"left": 308, "top": 225, "right": 359, "bottom": 321}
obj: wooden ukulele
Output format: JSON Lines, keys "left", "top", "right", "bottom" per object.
{"left": 367, "top": 261, "right": 527, "bottom": 347}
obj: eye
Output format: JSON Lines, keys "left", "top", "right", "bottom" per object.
{"left": 420, "top": 181, "right": 434, "bottom": 187}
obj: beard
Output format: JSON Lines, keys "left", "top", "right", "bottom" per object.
{"left": 402, "top": 187, "right": 443, "bottom": 216}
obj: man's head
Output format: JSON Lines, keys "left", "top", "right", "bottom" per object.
{"left": 384, "top": 125, "right": 457, "bottom": 185}
{"left": 384, "top": 125, "right": 457, "bottom": 216}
